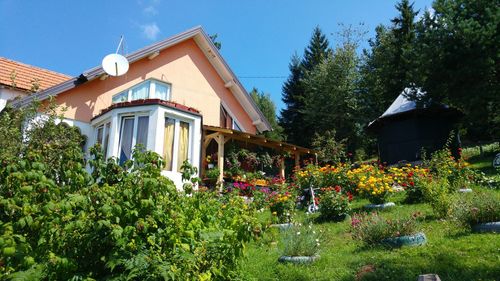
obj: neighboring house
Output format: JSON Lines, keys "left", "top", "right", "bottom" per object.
{"left": 367, "top": 88, "right": 462, "bottom": 165}
{"left": 0, "top": 57, "right": 70, "bottom": 111}
{"left": 8, "top": 26, "right": 312, "bottom": 188}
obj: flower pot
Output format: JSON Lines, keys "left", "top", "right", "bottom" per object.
{"left": 278, "top": 255, "right": 319, "bottom": 264}
{"left": 458, "top": 188, "right": 472, "bottom": 193}
{"left": 269, "top": 223, "right": 293, "bottom": 231}
{"left": 381, "top": 232, "right": 427, "bottom": 248}
{"left": 364, "top": 202, "right": 396, "bottom": 210}
{"left": 471, "top": 221, "right": 500, "bottom": 233}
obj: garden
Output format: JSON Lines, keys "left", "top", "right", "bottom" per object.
{"left": 0, "top": 105, "right": 499, "bottom": 280}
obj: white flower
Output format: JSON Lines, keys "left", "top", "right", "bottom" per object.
{"left": 296, "top": 232, "right": 301, "bottom": 235}
{"left": 315, "top": 239, "right": 319, "bottom": 242}
{"left": 308, "top": 225, "right": 312, "bottom": 229}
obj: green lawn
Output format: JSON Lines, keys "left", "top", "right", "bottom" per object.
{"left": 240, "top": 192, "right": 500, "bottom": 281}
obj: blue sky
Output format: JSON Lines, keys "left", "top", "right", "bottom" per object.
{"left": 0, "top": 0, "right": 433, "bottom": 111}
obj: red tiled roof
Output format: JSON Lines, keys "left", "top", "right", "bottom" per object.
{"left": 91, "top": 99, "right": 201, "bottom": 121}
{"left": 0, "top": 57, "right": 71, "bottom": 92}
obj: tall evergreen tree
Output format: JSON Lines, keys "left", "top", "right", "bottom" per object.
{"left": 359, "top": 0, "right": 419, "bottom": 120}
{"left": 414, "top": 0, "right": 500, "bottom": 140}
{"left": 279, "top": 26, "right": 331, "bottom": 147}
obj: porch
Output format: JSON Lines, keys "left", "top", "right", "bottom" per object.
{"left": 201, "top": 125, "right": 315, "bottom": 188}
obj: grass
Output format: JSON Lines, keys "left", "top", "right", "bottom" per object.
{"left": 240, "top": 191, "right": 500, "bottom": 281}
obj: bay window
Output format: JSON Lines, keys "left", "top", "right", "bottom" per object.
{"left": 163, "top": 117, "right": 192, "bottom": 172}
{"left": 95, "top": 121, "right": 111, "bottom": 157}
{"left": 119, "top": 115, "right": 149, "bottom": 165}
{"left": 111, "top": 79, "right": 171, "bottom": 104}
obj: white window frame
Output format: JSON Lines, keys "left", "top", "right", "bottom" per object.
{"left": 111, "top": 79, "right": 172, "bottom": 104}
{"left": 117, "top": 112, "right": 150, "bottom": 163}
{"left": 162, "top": 114, "right": 194, "bottom": 172}
{"left": 94, "top": 119, "right": 112, "bottom": 154}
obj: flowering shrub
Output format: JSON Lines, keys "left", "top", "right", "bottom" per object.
{"left": 351, "top": 212, "right": 422, "bottom": 245}
{"left": 388, "top": 165, "right": 430, "bottom": 203}
{"left": 281, "top": 224, "right": 321, "bottom": 257}
{"left": 352, "top": 165, "right": 394, "bottom": 204}
{"left": 453, "top": 192, "right": 500, "bottom": 227}
{"left": 233, "top": 181, "right": 256, "bottom": 197}
{"left": 268, "top": 189, "right": 295, "bottom": 224}
{"left": 318, "top": 186, "right": 353, "bottom": 221}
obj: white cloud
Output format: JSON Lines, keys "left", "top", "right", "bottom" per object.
{"left": 143, "top": 5, "right": 158, "bottom": 15}
{"left": 141, "top": 23, "right": 160, "bottom": 40}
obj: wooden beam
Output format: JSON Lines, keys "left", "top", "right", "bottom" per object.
{"left": 217, "top": 134, "right": 225, "bottom": 191}
{"left": 295, "top": 152, "right": 300, "bottom": 170}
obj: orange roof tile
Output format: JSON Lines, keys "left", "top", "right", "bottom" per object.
{"left": 0, "top": 57, "right": 71, "bottom": 92}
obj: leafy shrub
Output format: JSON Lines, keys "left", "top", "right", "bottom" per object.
{"left": 453, "top": 192, "right": 500, "bottom": 227}
{"left": 281, "top": 224, "right": 320, "bottom": 257}
{"left": 0, "top": 106, "right": 260, "bottom": 279}
{"left": 318, "top": 186, "right": 352, "bottom": 221}
{"left": 351, "top": 212, "right": 422, "bottom": 245}
{"left": 420, "top": 177, "right": 456, "bottom": 218}
{"left": 268, "top": 184, "right": 296, "bottom": 224}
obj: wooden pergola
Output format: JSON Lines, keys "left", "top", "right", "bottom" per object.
{"left": 202, "top": 125, "right": 315, "bottom": 184}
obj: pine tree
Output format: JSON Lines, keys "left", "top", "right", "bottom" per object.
{"left": 279, "top": 26, "right": 331, "bottom": 147}
{"left": 249, "top": 88, "right": 284, "bottom": 141}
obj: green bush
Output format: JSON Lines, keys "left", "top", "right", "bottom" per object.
{"left": 0, "top": 106, "right": 260, "bottom": 280}
{"left": 318, "top": 186, "right": 352, "bottom": 221}
{"left": 453, "top": 192, "right": 500, "bottom": 227}
{"left": 351, "top": 212, "right": 422, "bottom": 245}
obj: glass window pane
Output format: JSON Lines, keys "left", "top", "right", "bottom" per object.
{"left": 131, "top": 82, "right": 150, "bottom": 100}
{"left": 155, "top": 83, "right": 170, "bottom": 100}
{"left": 96, "top": 126, "right": 104, "bottom": 146}
{"left": 177, "top": 121, "right": 190, "bottom": 172}
{"left": 103, "top": 122, "right": 110, "bottom": 157}
{"left": 119, "top": 118, "right": 135, "bottom": 165}
{"left": 136, "top": 116, "right": 149, "bottom": 150}
{"left": 163, "top": 118, "right": 175, "bottom": 171}
{"left": 233, "top": 122, "right": 242, "bottom": 131}
{"left": 112, "top": 91, "right": 128, "bottom": 104}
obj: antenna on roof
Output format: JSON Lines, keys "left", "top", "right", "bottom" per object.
{"left": 102, "top": 36, "right": 129, "bottom": 77}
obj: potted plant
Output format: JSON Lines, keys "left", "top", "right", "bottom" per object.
{"left": 318, "top": 186, "right": 353, "bottom": 221}
{"left": 278, "top": 224, "right": 320, "bottom": 264}
{"left": 351, "top": 212, "right": 427, "bottom": 248}
{"left": 453, "top": 192, "right": 500, "bottom": 233}
{"left": 204, "top": 167, "right": 219, "bottom": 189}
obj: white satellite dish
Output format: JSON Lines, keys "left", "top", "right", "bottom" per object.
{"left": 102, "top": 36, "right": 129, "bottom": 76}
{"left": 102, "top": 53, "right": 129, "bottom": 76}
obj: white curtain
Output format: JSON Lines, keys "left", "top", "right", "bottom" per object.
{"left": 136, "top": 116, "right": 149, "bottom": 150}
{"left": 103, "top": 122, "right": 110, "bottom": 157}
{"left": 131, "top": 82, "right": 150, "bottom": 100}
{"left": 119, "top": 118, "right": 134, "bottom": 165}
{"left": 155, "top": 83, "right": 169, "bottom": 100}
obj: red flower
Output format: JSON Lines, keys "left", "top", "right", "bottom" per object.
{"left": 409, "top": 181, "right": 415, "bottom": 187}
{"left": 334, "top": 185, "right": 341, "bottom": 193}
{"left": 347, "top": 191, "right": 353, "bottom": 201}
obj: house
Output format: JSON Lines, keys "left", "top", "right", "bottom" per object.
{"left": 366, "top": 88, "right": 462, "bottom": 165}
{"left": 7, "top": 26, "right": 312, "bottom": 188}
{"left": 0, "top": 57, "right": 70, "bottom": 111}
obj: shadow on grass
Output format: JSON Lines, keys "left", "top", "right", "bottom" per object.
{"left": 350, "top": 250, "right": 500, "bottom": 281}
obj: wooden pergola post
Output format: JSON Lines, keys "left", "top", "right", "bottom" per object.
{"left": 215, "top": 134, "right": 225, "bottom": 191}
{"left": 294, "top": 152, "right": 300, "bottom": 170}
{"left": 279, "top": 157, "right": 286, "bottom": 179}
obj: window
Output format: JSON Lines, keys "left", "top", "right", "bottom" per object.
{"left": 118, "top": 115, "right": 149, "bottom": 165}
{"left": 163, "top": 117, "right": 192, "bottom": 172}
{"left": 95, "top": 122, "right": 111, "bottom": 157}
{"left": 220, "top": 105, "right": 233, "bottom": 129}
{"left": 112, "top": 80, "right": 171, "bottom": 104}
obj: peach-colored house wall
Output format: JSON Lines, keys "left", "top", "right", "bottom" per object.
{"left": 52, "top": 39, "right": 256, "bottom": 134}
